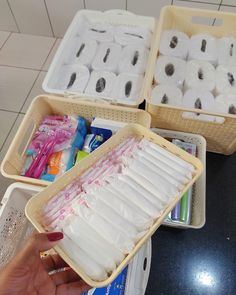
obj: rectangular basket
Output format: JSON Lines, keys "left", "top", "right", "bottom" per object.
{"left": 25, "top": 124, "right": 203, "bottom": 288}
{"left": 0, "top": 95, "right": 151, "bottom": 187}
{"left": 43, "top": 9, "right": 156, "bottom": 107}
{"left": 152, "top": 128, "right": 206, "bottom": 229}
{"left": 142, "top": 5, "right": 236, "bottom": 155}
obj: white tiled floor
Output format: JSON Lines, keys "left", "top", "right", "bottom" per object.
{"left": 0, "top": 32, "right": 60, "bottom": 199}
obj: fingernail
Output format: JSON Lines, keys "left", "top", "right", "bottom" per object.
{"left": 47, "top": 232, "right": 64, "bottom": 242}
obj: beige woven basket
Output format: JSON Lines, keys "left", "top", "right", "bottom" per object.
{"left": 25, "top": 124, "right": 203, "bottom": 288}
{"left": 0, "top": 95, "right": 151, "bottom": 186}
{"left": 142, "top": 5, "right": 236, "bottom": 155}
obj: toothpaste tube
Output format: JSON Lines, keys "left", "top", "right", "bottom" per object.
{"left": 83, "top": 134, "right": 105, "bottom": 153}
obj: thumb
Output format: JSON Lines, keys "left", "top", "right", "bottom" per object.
{"left": 27, "top": 232, "right": 64, "bottom": 253}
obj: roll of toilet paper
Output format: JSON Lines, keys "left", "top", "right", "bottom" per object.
{"left": 151, "top": 85, "right": 183, "bottom": 106}
{"left": 215, "top": 94, "right": 236, "bottom": 115}
{"left": 92, "top": 42, "right": 122, "bottom": 73}
{"left": 188, "top": 34, "right": 217, "bottom": 65}
{"left": 114, "top": 25, "right": 152, "bottom": 47}
{"left": 57, "top": 64, "right": 90, "bottom": 93}
{"left": 85, "top": 71, "right": 116, "bottom": 98}
{"left": 185, "top": 60, "right": 215, "bottom": 92}
{"left": 159, "top": 30, "right": 190, "bottom": 59}
{"left": 118, "top": 45, "right": 149, "bottom": 75}
{"left": 216, "top": 65, "right": 236, "bottom": 95}
{"left": 182, "top": 88, "right": 216, "bottom": 121}
{"left": 83, "top": 22, "right": 114, "bottom": 43}
{"left": 154, "top": 55, "right": 186, "bottom": 88}
{"left": 112, "top": 73, "right": 143, "bottom": 103}
{"left": 66, "top": 38, "right": 97, "bottom": 66}
{"left": 218, "top": 37, "right": 236, "bottom": 66}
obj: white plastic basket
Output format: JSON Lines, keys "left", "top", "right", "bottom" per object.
{"left": 43, "top": 9, "right": 156, "bottom": 107}
{"left": 152, "top": 128, "right": 206, "bottom": 229}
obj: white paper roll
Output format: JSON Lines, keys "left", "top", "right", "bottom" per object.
{"left": 215, "top": 64, "right": 236, "bottom": 95}
{"left": 182, "top": 88, "right": 216, "bottom": 121}
{"left": 154, "top": 55, "right": 186, "bottom": 88}
{"left": 56, "top": 64, "right": 90, "bottom": 92}
{"left": 65, "top": 38, "right": 98, "bottom": 66}
{"left": 151, "top": 85, "right": 183, "bottom": 106}
{"left": 112, "top": 73, "right": 143, "bottom": 102}
{"left": 185, "top": 60, "right": 215, "bottom": 92}
{"left": 83, "top": 22, "right": 114, "bottom": 42}
{"left": 217, "top": 37, "right": 236, "bottom": 66}
{"left": 159, "top": 30, "right": 190, "bottom": 59}
{"left": 114, "top": 25, "right": 152, "bottom": 47}
{"left": 188, "top": 34, "right": 217, "bottom": 65}
{"left": 85, "top": 71, "right": 116, "bottom": 98}
{"left": 118, "top": 45, "right": 149, "bottom": 74}
{"left": 215, "top": 94, "right": 236, "bottom": 115}
{"left": 91, "top": 42, "right": 122, "bottom": 73}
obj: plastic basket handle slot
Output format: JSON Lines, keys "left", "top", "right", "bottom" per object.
{"left": 191, "top": 15, "right": 218, "bottom": 26}
{"left": 181, "top": 110, "right": 225, "bottom": 124}
{"left": 18, "top": 120, "right": 36, "bottom": 156}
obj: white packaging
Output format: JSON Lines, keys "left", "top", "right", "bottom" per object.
{"left": 151, "top": 84, "right": 183, "bottom": 106}
{"left": 85, "top": 71, "right": 117, "bottom": 98}
{"left": 154, "top": 55, "right": 186, "bottom": 88}
{"left": 215, "top": 64, "right": 236, "bottom": 95}
{"left": 188, "top": 34, "right": 217, "bottom": 65}
{"left": 92, "top": 42, "right": 122, "bottom": 72}
{"left": 159, "top": 30, "right": 190, "bottom": 59}
{"left": 215, "top": 94, "right": 236, "bottom": 115}
{"left": 217, "top": 37, "right": 236, "bottom": 66}
{"left": 184, "top": 60, "right": 215, "bottom": 92}
{"left": 118, "top": 44, "right": 149, "bottom": 74}
{"left": 82, "top": 22, "right": 114, "bottom": 43}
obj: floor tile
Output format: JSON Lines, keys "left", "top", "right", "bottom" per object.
{"left": 0, "top": 33, "right": 55, "bottom": 70}
{"left": 0, "top": 0, "right": 18, "bottom": 32}
{"left": 21, "top": 71, "right": 47, "bottom": 113}
{"left": 0, "top": 66, "right": 39, "bottom": 112}
{"left": 42, "top": 39, "right": 61, "bottom": 71}
{"left": 85, "top": 0, "right": 126, "bottom": 10}
{"left": 0, "top": 31, "right": 10, "bottom": 49}
{"left": 0, "top": 110, "right": 17, "bottom": 149}
{"left": 0, "top": 174, "right": 14, "bottom": 202}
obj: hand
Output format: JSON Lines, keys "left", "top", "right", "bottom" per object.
{"left": 0, "top": 232, "right": 91, "bottom": 295}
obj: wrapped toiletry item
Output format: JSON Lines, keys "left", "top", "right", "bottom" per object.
{"left": 215, "top": 94, "right": 236, "bottom": 115}
{"left": 154, "top": 56, "right": 186, "bottom": 88}
{"left": 83, "top": 22, "right": 114, "bottom": 43}
{"left": 215, "top": 64, "right": 236, "bottom": 95}
{"left": 217, "top": 37, "right": 236, "bottom": 66}
{"left": 159, "top": 30, "right": 190, "bottom": 59}
{"left": 151, "top": 84, "right": 183, "bottom": 106}
{"left": 91, "top": 117, "right": 127, "bottom": 134}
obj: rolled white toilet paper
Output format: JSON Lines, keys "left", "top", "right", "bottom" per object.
{"left": 215, "top": 94, "right": 236, "bottom": 115}
{"left": 92, "top": 42, "right": 122, "bottom": 73}
{"left": 182, "top": 88, "right": 216, "bottom": 121}
{"left": 114, "top": 25, "right": 152, "bottom": 47}
{"left": 154, "top": 55, "right": 186, "bottom": 88}
{"left": 112, "top": 73, "right": 143, "bottom": 103}
{"left": 65, "top": 38, "right": 98, "bottom": 66}
{"left": 218, "top": 37, "right": 236, "bottom": 66}
{"left": 85, "top": 71, "right": 116, "bottom": 98}
{"left": 159, "top": 30, "right": 190, "bottom": 59}
{"left": 185, "top": 60, "right": 215, "bottom": 92}
{"left": 57, "top": 64, "right": 90, "bottom": 93}
{"left": 151, "top": 85, "right": 183, "bottom": 106}
{"left": 216, "top": 65, "right": 236, "bottom": 95}
{"left": 83, "top": 22, "right": 114, "bottom": 43}
{"left": 188, "top": 34, "right": 217, "bottom": 65}
{"left": 118, "top": 45, "right": 149, "bottom": 75}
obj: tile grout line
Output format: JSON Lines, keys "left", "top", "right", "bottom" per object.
{"left": 126, "top": 0, "right": 128, "bottom": 10}
{"left": 43, "top": 0, "right": 55, "bottom": 38}
{"left": 0, "top": 108, "right": 19, "bottom": 114}
{"left": 0, "top": 32, "right": 12, "bottom": 51}
{"left": 0, "top": 64, "right": 48, "bottom": 72}
{"left": 6, "top": 0, "right": 20, "bottom": 33}
{"left": 83, "top": 0, "right": 86, "bottom": 9}
{"left": 40, "top": 38, "right": 57, "bottom": 71}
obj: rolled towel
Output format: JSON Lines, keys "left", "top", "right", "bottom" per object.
{"left": 65, "top": 38, "right": 97, "bottom": 66}
{"left": 182, "top": 88, "right": 216, "bottom": 121}
{"left": 83, "top": 22, "right": 114, "bottom": 42}
{"left": 151, "top": 85, "right": 183, "bottom": 106}
{"left": 188, "top": 34, "right": 217, "bottom": 65}
{"left": 85, "top": 71, "right": 116, "bottom": 98}
{"left": 155, "top": 55, "right": 186, "bottom": 88}
{"left": 56, "top": 64, "right": 90, "bottom": 93}
{"left": 112, "top": 73, "right": 143, "bottom": 103}
{"left": 159, "top": 30, "right": 190, "bottom": 59}
{"left": 217, "top": 37, "right": 236, "bottom": 66}
{"left": 215, "top": 94, "right": 236, "bottom": 115}
{"left": 215, "top": 64, "right": 236, "bottom": 95}
{"left": 118, "top": 45, "right": 149, "bottom": 74}
{"left": 114, "top": 25, "right": 152, "bottom": 47}
{"left": 92, "top": 42, "right": 122, "bottom": 73}
{"left": 185, "top": 60, "right": 215, "bottom": 92}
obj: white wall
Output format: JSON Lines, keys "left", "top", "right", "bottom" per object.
{"left": 0, "top": 0, "right": 234, "bottom": 38}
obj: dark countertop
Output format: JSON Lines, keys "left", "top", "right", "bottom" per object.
{"left": 146, "top": 152, "right": 236, "bottom": 295}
